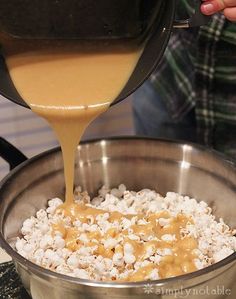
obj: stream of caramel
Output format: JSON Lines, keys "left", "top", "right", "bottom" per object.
{"left": 3, "top": 38, "right": 142, "bottom": 204}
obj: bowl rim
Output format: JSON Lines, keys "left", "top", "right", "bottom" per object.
{"left": 0, "top": 136, "right": 235, "bottom": 288}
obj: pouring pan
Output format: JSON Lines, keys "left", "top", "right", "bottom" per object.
{"left": 0, "top": 137, "right": 235, "bottom": 299}
{"left": 0, "top": 0, "right": 210, "bottom": 108}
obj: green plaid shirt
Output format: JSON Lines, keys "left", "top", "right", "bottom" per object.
{"left": 151, "top": 0, "right": 236, "bottom": 158}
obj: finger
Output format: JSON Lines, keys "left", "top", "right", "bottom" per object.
{"left": 224, "top": 7, "right": 236, "bottom": 20}
{"left": 201, "top": 0, "right": 236, "bottom": 15}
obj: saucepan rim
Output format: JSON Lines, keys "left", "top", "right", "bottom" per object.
{"left": 0, "top": 137, "right": 235, "bottom": 288}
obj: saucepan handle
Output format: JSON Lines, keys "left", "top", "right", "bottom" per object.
{"left": 173, "top": 0, "right": 211, "bottom": 28}
{"left": 0, "top": 137, "right": 27, "bottom": 170}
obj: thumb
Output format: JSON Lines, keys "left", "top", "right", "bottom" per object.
{"left": 201, "top": 0, "right": 236, "bottom": 21}
{"left": 201, "top": 0, "right": 234, "bottom": 14}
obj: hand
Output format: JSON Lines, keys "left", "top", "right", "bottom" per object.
{"left": 201, "top": 0, "right": 236, "bottom": 21}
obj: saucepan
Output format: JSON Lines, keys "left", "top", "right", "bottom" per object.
{"left": 0, "top": 0, "right": 210, "bottom": 108}
{"left": 0, "top": 137, "right": 235, "bottom": 299}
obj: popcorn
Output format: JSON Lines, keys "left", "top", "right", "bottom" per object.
{"left": 15, "top": 185, "right": 236, "bottom": 282}
{"left": 127, "top": 234, "right": 140, "bottom": 241}
{"left": 124, "top": 243, "right": 134, "bottom": 255}
{"left": 39, "top": 235, "right": 53, "bottom": 249}
{"left": 124, "top": 253, "right": 136, "bottom": 264}
{"left": 144, "top": 244, "right": 156, "bottom": 258}
{"left": 194, "top": 258, "right": 204, "bottom": 270}
{"left": 73, "top": 268, "right": 90, "bottom": 279}
{"left": 121, "top": 218, "right": 132, "bottom": 229}
{"left": 78, "top": 233, "right": 89, "bottom": 244}
{"left": 23, "top": 243, "right": 34, "bottom": 254}
{"left": 103, "top": 258, "right": 113, "bottom": 270}
{"left": 161, "top": 234, "right": 176, "bottom": 242}
{"left": 38, "top": 223, "right": 50, "bottom": 234}
{"left": 213, "top": 247, "right": 234, "bottom": 262}
{"left": 149, "top": 269, "right": 159, "bottom": 280}
{"left": 21, "top": 218, "right": 35, "bottom": 234}
{"left": 67, "top": 254, "right": 80, "bottom": 269}
{"left": 54, "top": 236, "right": 66, "bottom": 249}
{"left": 113, "top": 253, "right": 124, "bottom": 267}
{"left": 150, "top": 254, "right": 162, "bottom": 264}
{"left": 103, "top": 238, "right": 118, "bottom": 249}
{"left": 15, "top": 238, "right": 26, "bottom": 252}
{"left": 158, "top": 218, "right": 171, "bottom": 227}
{"left": 157, "top": 248, "right": 173, "bottom": 256}
{"left": 36, "top": 209, "right": 48, "bottom": 220}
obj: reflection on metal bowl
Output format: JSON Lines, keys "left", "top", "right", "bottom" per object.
{"left": 0, "top": 137, "right": 235, "bottom": 299}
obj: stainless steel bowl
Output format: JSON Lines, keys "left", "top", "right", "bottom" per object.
{"left": 0, "top": 137, "right": 235, "bottom": 299}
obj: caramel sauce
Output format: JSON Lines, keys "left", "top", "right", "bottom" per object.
{"left": 127, "top": 265, "right": 158, "bottom": 282}
{"left": 54, "top": 202, "right": 198, "bottom": 281}
{"left": 52, "top": 221, "right": 66, "bottom": 238}
{"left": 3, "top": 37, "right": 142, "bottom": 205}
{"left": 109, "top": 211, "right": 131, "bottom": 222}
{"left": 58, "top": 202, "right": 106, "bottom": 222}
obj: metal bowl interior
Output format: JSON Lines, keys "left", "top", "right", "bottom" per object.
{"left": 0, "top": 137, "right": 235, "bottom": 298}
